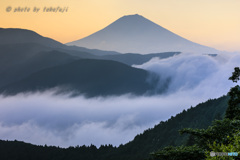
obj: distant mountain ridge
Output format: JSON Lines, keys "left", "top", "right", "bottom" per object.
{"left": 0, "top": 28, "right": 64, "bottom": 48}
{"left": 0, "top": 59, "right": 163, "bottom": 97}
{"left": 0, "top": 27, "right": 179, "bottom": 94}
{"left": 0, "top": 28, "right": 120, "bottom": 56}
{"left": 67, "top": 14, "right": 218, "bottom": 54}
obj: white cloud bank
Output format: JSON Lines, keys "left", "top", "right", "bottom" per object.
{"left": 0, "top": 93, "right": 200, "bottom": 147}
{"left": 0, "top": 52, "right": 239, "bottom": 147}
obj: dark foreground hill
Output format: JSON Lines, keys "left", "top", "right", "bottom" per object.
{"left": 0, "top": 96, "right": 228, "bottom": 160}
{"left": 114, "top": 96, "right": 228, "bottom": 160}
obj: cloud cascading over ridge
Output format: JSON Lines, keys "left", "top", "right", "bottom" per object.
{"left": 0, "top": 52, "right": 239, "bottom": 147}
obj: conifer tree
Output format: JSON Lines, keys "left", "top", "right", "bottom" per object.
{"left": 225, "top": 67, "right": 240, "bottom": 120}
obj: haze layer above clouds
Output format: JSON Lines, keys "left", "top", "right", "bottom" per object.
{"left": 0, "top": 52, "right": 239, "bottom": 147}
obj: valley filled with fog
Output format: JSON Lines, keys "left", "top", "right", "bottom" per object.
{"left": 0, "top": 52, "right": 239, "bottom": 147}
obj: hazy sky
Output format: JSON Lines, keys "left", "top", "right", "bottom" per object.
{"left": 0, "top": 0, "right": 240, "bottom": 52}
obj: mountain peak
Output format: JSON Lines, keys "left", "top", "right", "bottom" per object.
{"left": 67, "top": 15, "right": 217, "bottom": 54}
{"left": 110, "top": 14, "right": 156, "bottom": 28}
{"left": 121, "top": 14, "right": 143, "bottom": 18}
{"left": 117, "top": 14, "right": 144, "bottom": 22}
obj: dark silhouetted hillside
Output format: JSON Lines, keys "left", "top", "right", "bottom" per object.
{"left": 0, "top": 59, "right": 163, "bottom": 97}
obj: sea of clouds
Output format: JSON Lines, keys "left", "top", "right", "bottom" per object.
{"left": 0, "top": 52, "right": 239, "bottom": 147}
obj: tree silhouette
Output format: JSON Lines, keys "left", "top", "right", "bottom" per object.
{"left": 225, "top": 67, "right": 240, "bottom": 120}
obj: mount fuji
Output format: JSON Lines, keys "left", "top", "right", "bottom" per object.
{"left": 67, "top": 14, "right": 218, "bottom": 54}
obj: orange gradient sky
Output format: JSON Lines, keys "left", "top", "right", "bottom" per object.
{"left": 0, "top": 0, "right": 240, "bottom": 52}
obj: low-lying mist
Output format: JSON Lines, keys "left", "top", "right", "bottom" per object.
{"left": 0, "top": 52, "right": 239, "bottom": 147}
